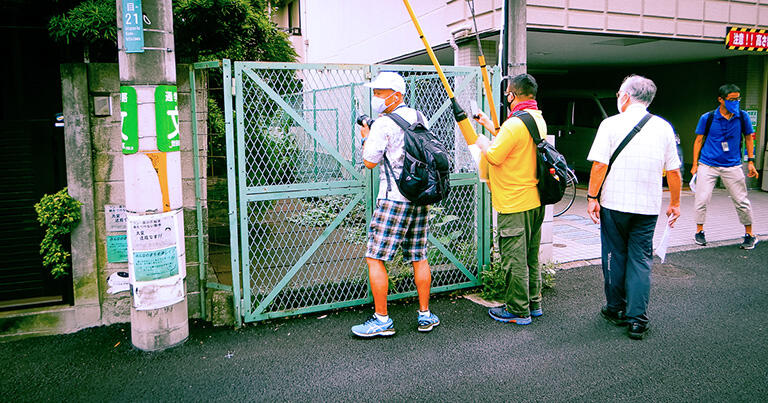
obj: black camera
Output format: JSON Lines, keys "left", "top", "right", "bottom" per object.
{"left": 356, "top": 114, "right": 375, "bottom": 128}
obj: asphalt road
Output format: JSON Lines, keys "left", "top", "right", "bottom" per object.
{"left": 2, "top": 242, "right": 767, "bottom": 402}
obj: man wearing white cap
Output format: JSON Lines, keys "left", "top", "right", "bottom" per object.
{"left": 351, "top": 71, "right": 440, "bottom": 337}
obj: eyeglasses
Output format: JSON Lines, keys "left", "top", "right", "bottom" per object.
{"left": 505, "top": 91, "right": 516, "bottom": 100}
{"left": 725, "top": 97, "right": 741, "bottom": 101}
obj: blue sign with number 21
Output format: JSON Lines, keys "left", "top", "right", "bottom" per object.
{"left": 123, "top": 0, "right": 144, "bottom": 53}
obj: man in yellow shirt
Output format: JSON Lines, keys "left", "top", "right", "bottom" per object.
{"left": 476, "top": 74, "right": 546, "bottom": 325}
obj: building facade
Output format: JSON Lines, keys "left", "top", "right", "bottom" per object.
{"left": 272, "top": 0, "right": 768, "bottom": 187}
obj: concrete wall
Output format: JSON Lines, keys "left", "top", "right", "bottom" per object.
{"left": 0, "top": 63, "right": 208, "bottom": 340}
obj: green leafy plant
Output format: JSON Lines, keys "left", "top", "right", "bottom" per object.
{"left": 287, "top": 195, "right": 365, "bottom": 228}
{"left": 480, "top": 231, "right": 558, "bottom": 302}
{"left": 174, "top": 0, "right": 297, "bottom": 63}
{"left": 34, "top": 188, "right": 82, "bottom": 279}
{"left": 48, "top": 0, "right": 116, "bottom": 46}
{"left": 541, "top": 262, "right": 557, "bottom": 289}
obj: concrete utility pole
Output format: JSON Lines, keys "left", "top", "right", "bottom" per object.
{"left": 117, "top": 0, "right": 188, "bottom": 351}
{"left": 506, "top": 0, "right": 527, "bottom": 77}
{"left": 501, "top": 0, "right": 527, "bottom": 119}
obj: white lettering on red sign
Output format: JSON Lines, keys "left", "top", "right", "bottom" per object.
{"left": 733, "top": 32, "right": 745, "bottom": 46}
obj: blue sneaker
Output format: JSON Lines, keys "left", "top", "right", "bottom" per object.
{"left": 530, "top": 307, "right": 543, "bottom": 318}
{"left": 417, "top": 312, "right": 440, "bottom": 332}
{"left": 488, "top": 307, "right": 532, "bottom": 325}
{"left": 351, "top": 315, "right": 395, "bottom": 338}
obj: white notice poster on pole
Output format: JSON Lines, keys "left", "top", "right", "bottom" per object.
{"left": 127, "top": 210, "right": 186, "bottom": 310}
{"left": 105, "top": 204, "right": 127, "bottom": 232}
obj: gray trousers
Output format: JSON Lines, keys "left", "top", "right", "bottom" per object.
{"left": 600, "top": 208, "right": 657, "bottom": 325}
{"left": 694, "top": 163, "right": 752, "bottom": 226}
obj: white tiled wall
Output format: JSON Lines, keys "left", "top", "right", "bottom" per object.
{"left": 449, "top": 0, "right": 768, "bottom": 42}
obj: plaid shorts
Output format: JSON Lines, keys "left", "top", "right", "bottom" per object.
{"left": 366, "top": 199, "right": 430, "bottom": 262}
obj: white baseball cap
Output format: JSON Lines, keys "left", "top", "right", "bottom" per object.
{"left": 364, "top": 71, "right": 406, "bottom": 94}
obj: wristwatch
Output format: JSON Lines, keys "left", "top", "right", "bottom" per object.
{"left": 587, "top": 194, "right": 599, "bottom": 200}
{"left": 747, "top": 157, "right": 755, "bottom": 162}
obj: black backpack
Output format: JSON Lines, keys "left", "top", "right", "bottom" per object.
{"left": 382, "top": 112, "right": 451, "bottom": 206}
{"left": 513, "top": 111, "right": 569, "bottom": 205}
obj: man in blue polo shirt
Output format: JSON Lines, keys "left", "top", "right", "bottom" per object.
{"left": 691, "top": 84, "right": 759, "bottom": 249}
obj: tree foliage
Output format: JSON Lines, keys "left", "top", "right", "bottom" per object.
{"left": 48, "top": 0, "right": 116, "bottom": 45}
{"left": 174, "top": 0, "right": 296, "bottom": 62}
{"left": 47, "top": 0, "right": 296, "bottom": 62}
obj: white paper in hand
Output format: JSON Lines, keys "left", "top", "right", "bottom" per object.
{"left": 655, "top": 217, "right": 673, "bottom": 263}
{"left": 689, "top": 174, "right": 697, "bottom": 193}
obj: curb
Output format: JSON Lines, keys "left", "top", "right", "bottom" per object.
{"left": 554, "top": 234, "right": 766, "bottom": 270}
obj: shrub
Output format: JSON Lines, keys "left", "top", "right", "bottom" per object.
{"left": 34, "top": 188, "right": 82, "bottom": 279}
{"left": 48, "top": 0, "right": 116, "bottom": 46}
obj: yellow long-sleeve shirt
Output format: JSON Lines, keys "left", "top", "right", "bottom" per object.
{"left": 485, "top": 109, "right": 545, "bottom": 214}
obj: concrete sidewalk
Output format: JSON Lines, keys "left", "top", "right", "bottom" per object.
{"left": 553, "top": 187, "right": 768, "bottom": 266}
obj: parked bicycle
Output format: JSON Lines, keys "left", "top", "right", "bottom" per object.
{"left": 553, "top": 168, "right": 578, "bottom": 217}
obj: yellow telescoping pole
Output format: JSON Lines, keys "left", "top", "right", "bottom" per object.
{"left": 466, "top": 0, "right": 500, "bottom": 133}
{"left": 478, "top": 54, "right": 500, "bottom": 133}
{"left": 402, "top": 0, "right": 479, "bottom": 145}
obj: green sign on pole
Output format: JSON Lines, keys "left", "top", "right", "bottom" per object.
{"left": 107, "top": 234, "right": 128, "bottom": 263}
{"left": 155, "top": 85, "right": 180, "bottom": 152}
{"left": 120, "top": 86, "right": 138, "bottom": 154}
{"left": 133, "top": 246, "right": 179, "bottom": 281}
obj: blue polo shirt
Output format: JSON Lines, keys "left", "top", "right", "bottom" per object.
{"left": 695, "top": 109, "right": 753, "bottom": 167}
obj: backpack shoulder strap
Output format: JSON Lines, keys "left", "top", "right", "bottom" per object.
{"left": 512, "top": 110, "right": 543, "bottom": 144}
{"left": 703, "top": 109, "right": 716, "bottom": 137}
{"left": 739, "top": 109, "right": 748, "bottom": 135}
{"left": 381, "top": 110, "right": 413, "bottom": 199}
{"left": 385, "top": 111, "right": 412, "bottom": 131}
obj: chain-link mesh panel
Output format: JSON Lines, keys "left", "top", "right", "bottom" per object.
{"left": 245, "top": 194, "right": 368, "bottom": 314}
{"left": 397, "top": 70, "right": 480, "bottom": 174}
{"left": 380, "top": 67, "right": 483, "bottom": 297}
{"left": 240, "top": 68, "right": 369, "bottom": 187}
{"left": 236, "top": 63, "right": 486, "bottom": 321}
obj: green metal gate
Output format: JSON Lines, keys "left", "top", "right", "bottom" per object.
{"left": 225, "top": 60, "right": 493, "bottom": 323}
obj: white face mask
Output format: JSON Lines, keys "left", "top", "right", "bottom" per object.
{"left": 372, "top": 93, "right": 396, "bottom": 115}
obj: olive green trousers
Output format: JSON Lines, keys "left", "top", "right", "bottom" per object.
{"left": 497, "top": 206, "right": 545, "bottom": 316}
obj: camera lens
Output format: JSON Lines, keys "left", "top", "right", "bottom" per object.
{"left": 356, "top": 114, "right": 374, "bottom": 127}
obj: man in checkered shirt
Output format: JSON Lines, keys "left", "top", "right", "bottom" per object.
{"left": 586, "top": 75, "right": 682, "bottom": 340}
{"left": 350, "top": 72, "right": 440, "bottom": 338}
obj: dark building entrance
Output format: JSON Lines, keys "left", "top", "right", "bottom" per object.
{"left": 0, "top": 1, "right": 69, "bottom": 308}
